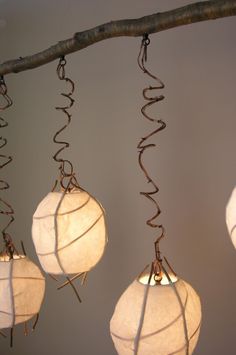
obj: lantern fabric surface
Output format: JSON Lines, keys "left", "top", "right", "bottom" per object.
{"left": 0, "top": 255, "right": 45, "bottom": 329}
{"left": 110, "top": 272, "right": 202, "bottom": 355}
{"left": 226, "top": 186, "right": 236, "bottom": 248}
{"left": 32, "top": 188, "right": 107, "bottom": 275}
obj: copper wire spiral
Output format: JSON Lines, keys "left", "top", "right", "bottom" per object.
{"left": 0, "top": 76, "right": 17, "bottom": 259}
{"left": 53, "top": 56, "right": 80, "bottom": 191}
{"left": 134, "top": 37, "right": 185, "bottom": 355}
{"left": 52, "top": 57, "right": 86, "bottom": 302}
{"left": 137, "top": 35, "right": 166, "bottom": 265}
{"left": 0, "top": 77, "right": 39, "bottom": 347}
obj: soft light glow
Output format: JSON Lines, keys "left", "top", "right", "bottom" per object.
{"left": 110, "top": 272, "right": 201, "bottom": 355}
{"left": 0, "top": 255, "right": 45, "bottom": 329}
{"left": 32, "top": 188, "right": 107, "bottom": 275}
{"left": 226, "top": 186, "right": 236, "bottom": 248}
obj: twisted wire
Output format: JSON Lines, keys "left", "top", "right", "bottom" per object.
{"left": 0, "top": 76, "right": 17, "bottom": 258}
{"left": 53, "top": 56, "right": 79, "bottom": 191}
{"left": 137, "top": 35, "right": 166, "bottom": 263}
{"left": 135, "top": 41, "right": 180, "bottom": 354}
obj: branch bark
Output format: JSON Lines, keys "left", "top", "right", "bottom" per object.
{"left": 1, "top": 0, "right": 236, "bottom": 76}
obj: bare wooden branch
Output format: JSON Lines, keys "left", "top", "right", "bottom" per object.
{"left": 1, "top": 0, "right": 236, "bottom": 76}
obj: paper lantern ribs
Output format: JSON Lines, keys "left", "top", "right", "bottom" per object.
{"left": 110, "top": 265, "right": 201, "bottom": 355}
{"left": 0, "top": 76, "right": 45, "bottom": 346}
{"left": 110, "top": 34, "right": 202, "bottom": 355}
{"left": 0, "top": 255, "right": 45, "bottom": 331}
{"left": 32, "top": 188, "right": 107, "bottom": 275}
{"left": 31, "top": 57, "right": 108, "bottom": 300}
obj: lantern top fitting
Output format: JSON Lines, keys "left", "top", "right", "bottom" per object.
{"left": 138, "top": 268, "right": 178, "bottom": 286}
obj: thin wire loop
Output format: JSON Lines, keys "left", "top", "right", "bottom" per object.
{"left": 53, "top": 56, "right": 80, "bottom": 192}
{"left": 0, "top": 76, "right": 18, "bottom": 259}
{"left": 137, "top": 35, "right": 166, "bottom": 267}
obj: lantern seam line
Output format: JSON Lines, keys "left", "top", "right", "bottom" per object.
{"left": 110, "top": 289, "right": 188, "bottom": 341}
{"left": 55, "top": 212, "right": 104, "bottom": 252}
{"left": 162, "top": 265, "right": 189, "bottom": 355}
{"left": 230, "top": 224, "right": 236, "bottom": 237}
{"left": 133, "top": 264, "right": 152, "bottom": 354}
{"left": 9, "top": 260, "right": 15, "bottom": 328}
{"left": 168, "top": 321, "right": 202, "bottom": 355}
{"left": 33, "top": 195, "right": 91, "bottom": 219}
{"left": 36, "top": 212, "right": 104, "bottom": 256}
{"left": 54, "top": 184, "right": 68, "bottom": 275}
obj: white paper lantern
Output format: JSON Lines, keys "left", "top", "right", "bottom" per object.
{"left": 0, "top": 255, "right": 45, "bottom": 330}
{"left": 226, "top": 186, "right": 236, "bottom": 248}
{"left": 110, "top": 269, "right": 202, "bottom": 355}
{"left": 32, "top": 188, "right": 107, "bottom": 275}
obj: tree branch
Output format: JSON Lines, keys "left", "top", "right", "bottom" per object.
{"left": 1, "top": 0, "right": 236, "bottom": 76}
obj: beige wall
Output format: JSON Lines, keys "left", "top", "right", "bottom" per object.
{"left": 1, "top": 0, "right": 236, "bottom": 354}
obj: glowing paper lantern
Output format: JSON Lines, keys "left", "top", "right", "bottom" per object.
{"left": 0, "top": 255, "right": 45, "bottom": 330}
{"left": 32, "top": 188, "right": 107, "bottom": 275}
{"left": 110, "top": 270, "right": 202, "bottom": 355}
{"left": 226, "top": 186, "right": 236, "bottom": 248}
